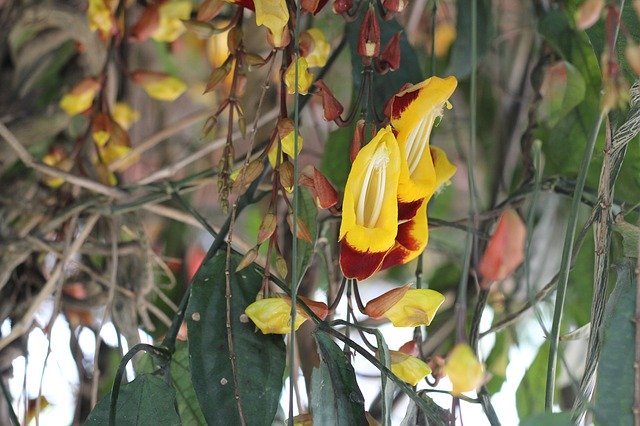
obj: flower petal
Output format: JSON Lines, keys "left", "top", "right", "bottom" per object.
{"left": 380, "top": 198, "right": 428, "bottom": 270}
{"left": 446, "top": 343, "right": 484, "bottom": 395}
{"left": 339, "top": 126, "right": 401, "bottom": 280}
{"left": 390, "top": 350, "right": 431, "bottom": 386}
{"left": 390, "top": 76, "right": 457, "bottom": 203}
{"left": 254, "top": 0, "right": 289, "bottom": 47}
{"left": 382, "top": 288, "right": 444, "bottom": 327}
{"left": 245, "top": 297, "right": 308, "bottom": 334}
{"left": 431, "top": 146, "right": 457, "bottom": 193}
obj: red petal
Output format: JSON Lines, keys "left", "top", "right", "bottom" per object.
{"left": 478, "top": 209, "right": 526, "bottom": 287}
{"left": 339, "top": 240, "right": 386, "bottom": 281}
{"left": 398, "top": 199, "right": 424, "bottom": 221}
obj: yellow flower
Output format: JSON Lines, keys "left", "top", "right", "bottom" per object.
{"left": 432, "top": 23, "right": 457, "bottom": 58}
{"left": 254, "top": 0, "right": 289, "bottom": 47}
{"left": 245, "top": 295, "right": 328, "bottom": 334}
{"left": 364, "top": 284, "right": 445, "bottom": 327}
{"left": 339, "top": 126, "right": 401, "bottom": 280}
{"left": 42, "top": 148, "right": 72, "bottom": 188}
{"left": 390, "top": 350, "right": 431, "bottom": 386}
{"left": 268, "top": 118, "right": 303, "bottom": 168}
{"left": 112, "top": 102, "right": 140, "bottom": 130}
{"left": 300, "top": 28, "right": 330, "bottom": 68}
{"left": 59, "top": 78, "right": 101, "bottom": 116}
{"left": 446, "top": 343, "right": 484, "bottom": 395}
{"left": 131, "top": 70, "right": 187, "bottom": 101}
{"left": 87, "top": 0, "right": 115, "bottom": 35}
{"left": 284, "top": 57, "right": 314, "bottom": 95}
{"left": 389, "top": 76, "right": 457, "bottom": 205}
{"left": 152, "top": 0, "right": 193, "bottom": 42}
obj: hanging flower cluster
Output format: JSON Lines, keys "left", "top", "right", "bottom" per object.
{"left": 340, "top": 76, "right": 458, "bottom": 281}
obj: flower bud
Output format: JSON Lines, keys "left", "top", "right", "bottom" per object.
{"left": 312, "top": 167, "right": 338, "bottom": 209}
{"left": 314, "top": 80, "right": 344, "bottom": 121}
{"left": 112, "top": 102, "right": 140, "bottom": 130}
{"left": 390, "top": 350, "right": 431, "bottom": 386}
{"left": 129, "top": 4, "right": 160, "bottom": 42}
{"left": 575, "top": 0, "right": 604, "bottom": 30}
{"left": 364, "top": 285, "right": 445, "bottom": 327}
{"left": 625, "top": 41, "right": 640, "bottom": 75}
{"left": 382, "top": 0, "right": 406, "bottom": 14}
{"left": 299, "top": 28, "right": 330, "bottom": 68}
{"left": 301, "top": 0, "right": 329, "bottom": 14}
{"left": 197, "top": 0, "right": 225, "bottom": 21}
{"left": 350, "top": 119, "right": 365, "bottom": 162}
{"left": 380, "top": 32, "right": 401, "bottom": 70}
{"left": 358, "top": 6, "right": 381, "bottom": 58}
{"left": 332, "top": 0, "right": 352, "bottom": 14}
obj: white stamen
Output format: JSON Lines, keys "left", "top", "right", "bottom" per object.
{"left": 356, "top": 144, "right": 390, "bottom": 228}
{"left": 404, "top": 103, "right": 444, "bottom": 176}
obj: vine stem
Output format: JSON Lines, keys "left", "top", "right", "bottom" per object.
{"left": 634, "top": 217, "right": 640, "bottom": 425}
{"left": 544, "top": 111, "right": 604, "bottom": 410}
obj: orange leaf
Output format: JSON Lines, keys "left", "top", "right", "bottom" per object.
{"left": 478, "top": 209, "right": 526, "bottom": 288}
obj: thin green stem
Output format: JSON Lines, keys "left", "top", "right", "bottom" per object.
{"left": 288, "top": 0, "right": 302, "bottom": 422}
{"left": 544, "top": 112, "right": 604, "bottom": 410}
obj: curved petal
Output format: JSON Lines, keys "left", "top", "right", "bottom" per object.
{"left": 446, "top": 343, "right": 484, "bottom": 395}
{"left": 254, "top": 0, "right": 289, "bottom": 47}
{"left": 245, "top": 297, "right": 307, "bottom": 334}
{"left": 380, "top": 199, "right": 428, "bottom": 270}
{"left": 390, "top": 350, "right": 432, "bottom": 386}
{"left": 383, "top": 288, "right": 445, "bottom": 327}
{"left": 339, "top": 126, "right": 401, "bottom": 280}
{"left": 390, "top": 76, "right": 457, "bottom": 203}
{"left": 431, "top": 146, "right": 457, "bottom": 194}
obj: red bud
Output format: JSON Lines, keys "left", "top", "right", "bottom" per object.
{"left": 129, "top": 4, "right": 160, "bottom": 42}
{"left": 312, "top": 167, "right": 338, "bottom": 209}
{"left": 358, "top": 6, "right": 380, "bottom": 58}
{"left": 332, "top": 0, "right": 352, "bottom": 14}
{"left": 301, "top": 0, "right": 329, "bottom": 15}
{"left": 350, "top": 119, "right": 365, "bottom": 162}
{"left": 380, "top": 32, "right": 401, "bottom": 70}
{"left": 315, "top": 80, "right": 344, "bottom": 121}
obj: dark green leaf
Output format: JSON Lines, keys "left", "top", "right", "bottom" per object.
{"left": 520, "top": 412, "right": 573, "bottom": 426}
{"left": 593, "top": 261, "right": 636, "bottom": 426}
{"left": 311, "top": 330, "right": 367, "bottom": 426}
{"left": 186, "top": 252, "right": 286, "bottom": 426}
{"left": 537, "top": 61, "right": 586, "bottom": 127}
{"left": 614, "top": 221, "right": 640, "bottom": 258}
{"left": 445, "top": 0, "right": 492, "bottom": 79}
{"left": 320, "top": 124, "right": 353, "bottom": 190}
{"left": 346, "top": 11, "right": 423, "bottom": 109}
{"left": 400, "top": 391, "right": 451, "bottom": 426}
{"left": 85, "top": 374, "right": 180, "bottom": 426}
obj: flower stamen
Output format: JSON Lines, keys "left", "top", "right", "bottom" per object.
{"left": 356, "top": 144, "right": 390, "bottom": 228}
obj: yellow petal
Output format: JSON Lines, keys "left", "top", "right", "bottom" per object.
{"left": 135, "top": 72, "right": 187, "bottom": 101}
{"left": 87, "top": 0, "right": 114, "bottom": 34}
{"left": 245, "top": 297, "right": 308, "bottom": 334}
{"left": 433, "top": 23, "right": 456, "bottom": 58}
{"left": 383, "top": 288, "right": 445, "bottom": 327}
{"left": 112, "top": 102, "right": 140, "bottom": 130}
{"left": 268, "top": 129, "right": 303, "bottom": 168}
{"left": 303, "top": 28, "right": 330, "bottom": 68}
{"left": 446, "top": 343, "right": 484, "bottom": 395}
{"left": 254, "top": 0, "right": 289, "bottom": 47}
{"left": 390, "top": 350, "right": 432, "bottom": 386}
{"left": 284, "top": 57, "right": 314, "bottom": 95}
{"left": 339, "top": 126, "right": 400, "bottom": 253}
{"left": 431, "top": 146, "right": 457, "bottom": 194}
{"left": 390, "top": 76, "right": 457, "bottom": 203}
{"left": 59, "top": 78, "right": 101, "bottom": 116}
{"left": 152, "top": 0, "right": 192, "bottom": 42}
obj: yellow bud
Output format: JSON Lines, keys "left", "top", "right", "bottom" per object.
{"left": 132, "top": 70, "right": 187, "bottom": 101}
{"left": 389, "top": 350, "right": 431, "bottom": 386}
{"left": 59, "top": 78, "right": 101, "bottom": 116}
{"left": 112, "top": 102, "right": 140, "bottom": 130}
{"left": 152, "top": 0, "right": 193, "bottom": 42}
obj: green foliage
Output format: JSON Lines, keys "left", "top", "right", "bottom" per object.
{"left": 85, "top": 374, "right": 180, "bottom": 426}
{"left": 186, "top": 252, "right": 286, "bottom": 426}
{"left": 517, "top": 342, "right": 556, "bottom": 419}
{"left": 485, "top": 332, "right": 511, "bottom": 394}
{"left": 320, "top": 124, "right": 353, "bottom": 190}
{"left": 593, "top": 261, "right": 636, "bottom": 425}
{"left": 295, "top": 187, "right": 318, "bottom": 284}
{"left": 446, "top": 0, "right": 493, "bottom": 79}
{"left": 311, "top": 330, "right": 368, "bottom": 425}
{"left": 520, "top": 412, "right": 573, "bottom": 426}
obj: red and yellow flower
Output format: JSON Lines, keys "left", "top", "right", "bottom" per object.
{"left": 245, "top": 295, "right": 328, "bottom": 334}
{"left": 364, "top": 284, "right": 445, "bottom": 327}
{"left": 339, "top": 126, "right": 401, "bottom": 280}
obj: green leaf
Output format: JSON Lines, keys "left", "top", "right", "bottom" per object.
{"left": 311, "top": 330, "right": 367, "bottom": 425}
{"left": 85, "top": 374, "right": 180, "bottom": 426}
{"left": 345, "top": 11, "right": 423, "bottom": 109}
{"left": 593, "top": 261, "right": 636, "bottom": 426}
{"left": 535, "top": 10, "right": 602, "bottom": 185}
{"left": 400, "top": 391, "right": 451, "bottom": 426}
{"left": 445, "top": 0, "right": 492, "bottom": 79}
{"left": 485, "top": 332, "right": 511, "bottom": 394}
{"left": 320, "top": 124, "right": 353, "bottom": 191}
{"left": 536, "top": 61, "right": 586, "bottom": 127}
{"left": 186, "top": 252, "right": 286, "bottom": 426}
{"left": 295, "top": 188, "right": 318, "bottom": 285}
{"left": 520, "top": 412, "right": 573, "bottom": 426}
{"left": 614, "top": 220, "right": 640, "bottom": 258}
